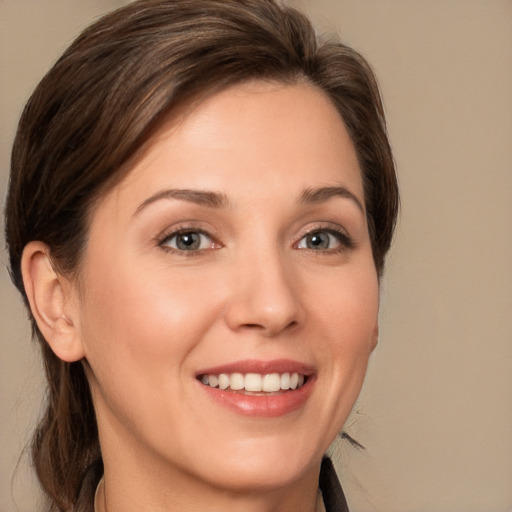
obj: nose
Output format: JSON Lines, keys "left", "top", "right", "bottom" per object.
{"left": 224, "top": 252, "right": 305, "bottom": 337}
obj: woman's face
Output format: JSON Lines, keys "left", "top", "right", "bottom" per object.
{"left": 75, "top": 81, "right": 379, "bottom": 493}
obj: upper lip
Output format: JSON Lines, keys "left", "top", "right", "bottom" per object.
{"left": 196, "top": 359, "right": 315, "bottom": 377}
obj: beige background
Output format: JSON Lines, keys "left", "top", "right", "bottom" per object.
{"left": 1, "top": 1, "right": 511, "bottom": 511}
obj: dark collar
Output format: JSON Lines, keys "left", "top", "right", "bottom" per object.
{"left": 319, "top": 457, "right": 350, "bottom": 512}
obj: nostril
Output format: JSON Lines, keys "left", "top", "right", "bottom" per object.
{"left": 239, "top": 319, "right": 299, "bottom": 336}
{"left": 224, "top": 277, "right": 305, "bottom": 336}
{"left": 242, "top": 323, "right": 264, "bottom": 329}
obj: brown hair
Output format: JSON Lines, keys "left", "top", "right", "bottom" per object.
{"left": 4, "top": 0, "right": 399, "bottom": 509}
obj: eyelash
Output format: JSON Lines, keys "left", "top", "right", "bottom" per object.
{"left": 157, "top": 225, "right": 219, "bottom": 257}
{"left": 294, "top": 224, "right": 355, "bottom": 254}
{"left": 157, "top": 224, "right": 354, "bottom": 256}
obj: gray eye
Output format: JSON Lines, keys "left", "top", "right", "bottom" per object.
{"left": 176, "top": 232, "right": 200, "bottom": 250}
{"left": 297, "top": 231, "right": 340, "bottom": 250}
{"left": 164, "top": 231, "right": 212, "bottom": 251}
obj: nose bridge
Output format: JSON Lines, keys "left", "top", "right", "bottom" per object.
{"left": 225, "top": 241, "right": 304, "bottom": 336}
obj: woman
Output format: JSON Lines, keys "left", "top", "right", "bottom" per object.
{"left": 4, "top": 0, "right": 398, "bottom": 510}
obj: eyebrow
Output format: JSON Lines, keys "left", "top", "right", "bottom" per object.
{"left": 134, "top": 184, "right": 364, "bottom": 216}
{"left": 134, "top": 188, "right": 229, "bottom": 215}
{"left": 299, "top": 186, "right": 364, "bottom": 213}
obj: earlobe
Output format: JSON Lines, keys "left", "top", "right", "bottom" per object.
{"left": 21, "top": 241, "right": 85, "bottom": 362}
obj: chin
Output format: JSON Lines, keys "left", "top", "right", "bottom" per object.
{"left": 190, "top": 436, "right": 323, "bottom": 494}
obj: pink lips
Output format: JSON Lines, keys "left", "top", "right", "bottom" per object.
{"left": 196, "top": 359, "right": 316, "bottom": 418}
{"left": 197, "top": 358, "right": 314, "bottom": 376}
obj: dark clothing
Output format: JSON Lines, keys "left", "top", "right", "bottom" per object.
{"left": 319, "top": 457, "right": 350, "bottom": 512}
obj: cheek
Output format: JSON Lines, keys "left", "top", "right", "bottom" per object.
{"left": 77, "top": 252, "right": 221, "bottom": 405}
{"left": 77, "top": 254, "right": 230, "bottom": 456}
{"left": 83, "top": 244, "right": 214, "bottom": 338}
{"left": 310, "top": 260, "right": 379, "bottom": 348}
{"left": 307, "top": 262, "right": 379, "bottom": 423}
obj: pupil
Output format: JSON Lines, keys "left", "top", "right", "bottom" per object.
{"left": 177, "top": 233, "right": 200, "bottom": 250}
{"left": 308, "top": 232, "right": 328, "bottom": 249}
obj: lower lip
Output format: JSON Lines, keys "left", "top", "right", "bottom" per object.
{"left": 198, "top": 377, "right": 315, "bottom": 418}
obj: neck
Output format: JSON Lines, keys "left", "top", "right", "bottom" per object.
{"left": 94, "top": 418, "right": 321, "bottom": 512}
{"left": 95, "top": 460, "right": 320, "bottom": 512}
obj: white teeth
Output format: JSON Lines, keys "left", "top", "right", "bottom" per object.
{"left": 245, "top": 373, "right": 262, "bottom": 392}
{"left": 201, "top": 372, "right": 306, "bottom": 392}
{"left": 230, "top": 373, "right": 245, "bottom": 391}
{"left": 262, "top": 373, "right": 281, "bottom": 392}
{"left": 218, "top": 373, "right": 230, "bottom": 390}
{"left": 280, "top": 372, "right": 291, "bottom": 390}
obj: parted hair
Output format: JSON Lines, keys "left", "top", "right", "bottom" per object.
{"left": 4, "top": 0, "right": 399, "bottom": 509}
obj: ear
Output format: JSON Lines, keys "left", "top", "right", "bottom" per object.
{"left": 370, "top": 324, "right": 379, "bottom": 352}
{"left": 21, "top": 241, "right": 85, "bottom": 362}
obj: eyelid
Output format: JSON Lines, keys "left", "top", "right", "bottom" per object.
{"left": 293, "top": 223, "right": 355, "bottom": 251}
{"left": 156, "top": 223, "right": 221, "bottom": 254}
{"left": 155, "top": 221, "right": 354, "bottom": 256}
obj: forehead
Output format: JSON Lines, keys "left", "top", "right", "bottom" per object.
{"left": 99, "top": 80, "right": 363, "bottom": 216}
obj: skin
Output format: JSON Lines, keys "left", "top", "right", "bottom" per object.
{"left": 23, "top": 80, "right": 379, "bottom": 511}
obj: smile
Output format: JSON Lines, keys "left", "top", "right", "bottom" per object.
{"left": 199, "top": 372, "right": 306, "bottom": 393}
{"left": 196, "top": 360, "right": 315, "bottom": 417}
